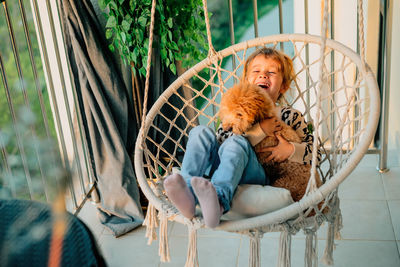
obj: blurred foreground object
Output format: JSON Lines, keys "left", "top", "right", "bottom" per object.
{"left": 0, "top": 198, "right": 106, "bottom": 267}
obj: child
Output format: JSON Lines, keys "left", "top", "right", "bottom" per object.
{"left": 164, "top": 47, "right": 317, "bottom": 228}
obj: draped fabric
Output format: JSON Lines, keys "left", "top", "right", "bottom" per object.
{"left": 58, "top": 0, "right": 144, "bottom": 236}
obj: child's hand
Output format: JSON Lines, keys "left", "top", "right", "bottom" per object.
{"left": 257, "top": 134, "right": 294, "bottom": 162}
{"left": 260, "top": 117, "right": 282, "bottom": 136}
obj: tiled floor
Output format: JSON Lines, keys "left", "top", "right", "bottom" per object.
{"left": 78, "top": 154, "right": 400, "bottom": 267}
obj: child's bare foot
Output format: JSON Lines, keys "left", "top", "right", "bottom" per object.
{"left": 191, "top": 177, "right": 223, "bottom": 228}
{"left": 164, "top": 174, "right": 195, "bottom": 219}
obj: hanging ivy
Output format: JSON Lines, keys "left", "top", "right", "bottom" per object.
{"left": 98, "top": 0, "right": 208, "bottom": 77}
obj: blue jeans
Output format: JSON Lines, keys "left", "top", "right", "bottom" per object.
{"left": 180, "top": 125, "right": 267, "bottom": 213}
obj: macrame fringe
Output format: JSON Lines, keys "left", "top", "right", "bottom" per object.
{"left": 185, "top": 226, "right": 199, "bottom": 267}
{"left": 277, "top": 230, "right": 292, "bottom": 267}
{"left": 249, "top": 231, "right": 262, "bottom": 267}
{"left": 143, "top": 203, "right": 158, "bottom": 245}
{"left": 334, "top": 210, "right": 343, "bottom": 240}
{"left": 158, "top": 212, "right": 170, "bottom": 262}
{"left": 321, "top": 222, "right": 335, "bottom": 265}
{"left": 304, "top": 229, "right": 318, "bottom": 267}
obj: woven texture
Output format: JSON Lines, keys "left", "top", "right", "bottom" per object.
{"left": 134, "top": 34, "right": 380, "bottom": 232}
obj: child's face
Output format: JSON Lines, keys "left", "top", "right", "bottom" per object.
{"left": 246, "top": 55, "right": 286, "bottom": 103}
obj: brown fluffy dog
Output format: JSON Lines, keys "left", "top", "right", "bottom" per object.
{"left": 219, "top": 83, "right": 321, "bottom": 202}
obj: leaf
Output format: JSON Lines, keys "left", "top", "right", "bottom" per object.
{"left": 98, "top": 0, "right": 107, "bottom": 10}
{"left": 125, "top": 14, "right": 132, "bottom": 22}
{"left": 106, "top": 16, "right": 116, "bottom": 28}
{"left": 118, "top": 0, "right": 125, "bottom": 4}
{"left": 170, "top": 63, "right": 176, "bottom": 75}
{"left": 122, "top": 20, "right": 130, "bottom": 31}
{"left": 171, "top": 41, "right": 179, "bottom": 51}
{"left": 108, "top": 44, "right": 115, "bottom": 52}
{"left": 130, "top": 0, "right": 136, "bottom": 10}
{"left": 105, "top": 28, "right": 113, "bottom": 39}
{"left": 108, "top": 1, "right": 118, "bottom": 9}
{"left": 139, "top": 67, "right": 146, "bottom": 77}
{"left": 121, "top": 32, "right": 126, "bottom": 43}
{"left": 168, "top": 30, "right": 172, "bottom": 41}
{"left": 143, "top": 38, "right": 149, "bottom": 49}
{"left": 160, "top": 48, "right": 167, "bottom": 60}
{"left": 131, "top": 50, "right": 137, "bottom": 63}
{"left": 167, "top": 17, "right": 173, "bottom": 28}
{"left": 168, "top": 49, "right": 173, "bottom": 61}
{"left": 142, "top": 56, "right": 148, "bottom": 69}
{"left": 160, "top": 35, "right": 167, "bottom": 47}
{"left": 137, "top": 28, "right": 144, "bottom": 42}
{"left": 138, "top": 16, "right": 147, "bottom": 27}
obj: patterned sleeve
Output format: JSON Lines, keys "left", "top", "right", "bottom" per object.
{"left": 280, "top": 107, "right": 321, "bottom": 165}
{"left": 216, "top": 124, "right": 233, "bottom": 144}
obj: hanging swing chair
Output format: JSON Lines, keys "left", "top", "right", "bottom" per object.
{"left": 134, "top": 0, "right": 380, "bottom": 266}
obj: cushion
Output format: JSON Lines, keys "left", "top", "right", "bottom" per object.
{"left": 221, "top": 184, "right": 294, "bottom": 220}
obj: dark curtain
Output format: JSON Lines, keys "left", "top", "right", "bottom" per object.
{"left": 58, "top": 0, "right": 186, "bottom": 237}
{"left": 58, "top": 0, "right": 144, "bottom": 237}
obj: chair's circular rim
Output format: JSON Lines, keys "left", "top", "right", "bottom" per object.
{"left": 134, "top": 33, "right": 380, "bottom": 232}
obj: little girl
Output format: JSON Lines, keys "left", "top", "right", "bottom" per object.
{"left": 164, "top": 47, "right": 317, "bottom": 228}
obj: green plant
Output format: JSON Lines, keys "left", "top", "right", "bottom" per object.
{"left": 98, "top": 0, "right": 209, "bottom": 77}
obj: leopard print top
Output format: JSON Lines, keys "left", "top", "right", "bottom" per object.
{"left": 216, "top": 107, "right": 321, "bottom": 165}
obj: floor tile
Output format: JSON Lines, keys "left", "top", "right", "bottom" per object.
{"left": 387, "top": 150, "right": 400, "bottom": 168}
{"left": 382, "top": 167, "right": 400, "bottom": 200}
{"left": 239, "top": 236, "right": 400, "bottom": 267}
{"left": 356, "top": 154, "right": 379, "bottom": 168}
{"left": 397, "top": 241, "right": 400, "bottom": 256}
{"left": 98, "top": 229, "right": 160, "bottom": 267}
{"left": 388, "top": 200, "right": 400, "bottom": 240}
{"left": 338, "top": 166, "right": 385, "bottom": 200}
{"left": 160, "top": 235, "right": 241, "bottom": 267}
{"left": 339, "top": 199, "right": 395, "bottom": 241}
{"left": 319, "top": 240, "right": 400, "bottom": 267}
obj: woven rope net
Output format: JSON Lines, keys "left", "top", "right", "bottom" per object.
{"left": 134, "top": 30, "right": 382, "bottom": 267}
{"left": 133, "top": 1, "right": 380, "bottom": 265}
{"left": 135, "top": 33, "right": 379, "bottom": 232}
{"left": 135, "top": 34, "right": 379, "bottom": 230}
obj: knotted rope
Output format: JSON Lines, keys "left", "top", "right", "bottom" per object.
{"left": 140, "top": 0, "right": 157, "bottom": 147}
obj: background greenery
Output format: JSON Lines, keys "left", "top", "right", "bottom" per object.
{"left": 0, "top": 0, "right": 58, "bottom": 200}
{"left": 99, "top": 0, "right": 209, "bottom": 77}
{"left": 0, "top": 0, "right": 56, "bottom": 140}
